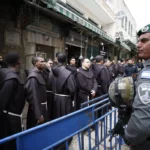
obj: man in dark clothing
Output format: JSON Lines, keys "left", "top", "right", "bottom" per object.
{"left": 49, "top": 53, "right": 76, "bottom": 119}
{"left": 104, "top": 59, "right": 113, "bottom": 83}
{"left": 136, "top": 59, "right": 144, "bottom": 71}
{"left": 75, "top": 58, "right": 97, "bottom": 110}
{"left": 92, "top": 56, "right": 110, "bottom": 117}
{"left": 108, "top": 60, "right": 117, "bottom": 81}
{"left": 0, "top": 52, "right": 25, "bottom": 150}
{"left": 92, "top": 55, "right": 110, "bottom": 96}
{"left": 116, "top": 59, "right": 126, "bottom": 76}
{"left": 66, "top": 57, "right": 78, "bottom": 76}
{"left": 44, "top": 59, "right": 53, "bottom": 121}
{"left": 125, "top": 59, "right": 138, "bottom": 77}
{"left": 25, "top": 56, "right": 48, "bottom": 129}
{"left": 46, "top": 59, "right": 53, "bottom": 71}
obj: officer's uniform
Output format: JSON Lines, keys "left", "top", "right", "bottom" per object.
{"left": 124, "top": 59, "right": 150, "bottom": 150}
{"left": 124, "top": 25, "right": 150, "bottom": 150}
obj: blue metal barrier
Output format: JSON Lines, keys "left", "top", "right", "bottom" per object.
{"left": 0, "top": 96, "right": 122, "bottom": 150}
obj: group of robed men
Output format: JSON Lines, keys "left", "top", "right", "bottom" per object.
{"left": 0, "top": 52, "right": 113, "bottom": 150}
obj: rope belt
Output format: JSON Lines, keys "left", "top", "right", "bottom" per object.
{"left": 41, "top": 102, "right": 47, "bottom": 110}
{"left": 41, "top": 102, "right": 47, "bottom": 105}
{"left": 3, "top": 110, "right": 22, "bottom": 117}
{"left": 3, "top": 110, "right": 24, "bottom": 131}
{"left": 46, "top": 90, "right": 53, "bottom": 93}
{"left": 46, "top": 90, "right": 71, "bottom": 97}
{"left": 97, "top": 85, "right": 101, "bottom": 87}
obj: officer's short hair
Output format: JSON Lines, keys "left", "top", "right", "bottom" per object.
{"left": 32, "top": 56, "right": 42, "bottom": 66}
{"left": 95, "top": 55, "right": 103, "bottom": 63}
{"left": 4, "top": 52, "right": 20, "bottom": 67}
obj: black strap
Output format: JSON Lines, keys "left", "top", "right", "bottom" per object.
{"left": 114, "top": 78, "right": 122, "bottom": 107}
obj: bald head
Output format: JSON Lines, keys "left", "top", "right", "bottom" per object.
{"left": 81, "top": 58, "right": 91, "bottom": 70}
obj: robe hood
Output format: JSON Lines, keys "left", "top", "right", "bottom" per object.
{"left": 0, "top": 68, "right": 10, "bottom": 81}
{"left": 52, "top": 65, "right": 65, "bottom": 77}
{"left": 0, "top": 68, "right": 23, "bottom": 84}
{"left": 78, "top": 67, "right": 94, "bottom": 78}
{"left": 26, "top": 68, "right": 45, "bottom": 85}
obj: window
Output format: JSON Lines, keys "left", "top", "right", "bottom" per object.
{"left": 131, "top": 25, "right": 132, "bottom": 37}
{"left": 121, "top": 17, "right": 124, "bottom": 28}
{"left": 88, "top": 18, "right": 98, "bottom": 26}
{"left": 67, "top": 4, "right": 83, "bottom": 17}
{"left": 128, "top": 21, "right": 130, "bottom": 34}
{"left": 125, "top": 16, "right": 127, "bottom": 31}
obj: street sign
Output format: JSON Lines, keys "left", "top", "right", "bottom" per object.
{"left": 100, "top": 51, "right": 106, "bottom": 56}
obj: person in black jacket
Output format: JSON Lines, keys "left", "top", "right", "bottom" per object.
{"left": 66, "top": 57, "right": 78, "bottom": 77}
{"left": 125, "top": 59, "right": 138, "bottom": 76}
{"left": 136, "top": 59, "right": 144, "bottom": 71}
{"left": 116, "top": 59, "right": 126, "bottom": 76}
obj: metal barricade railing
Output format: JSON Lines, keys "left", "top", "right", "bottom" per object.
{"left": 0, "top": 95, "right": 123, "bottom": 150}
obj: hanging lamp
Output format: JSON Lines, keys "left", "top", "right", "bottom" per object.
{"left": 79, "top": 31, "right": 83, "bottom": 59}
{"left": 90, "top": 36, "right": 94, "bottom": 60}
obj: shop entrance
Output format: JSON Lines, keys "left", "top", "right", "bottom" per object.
{"left": 66, "top": 44, "right": 81, "bottom": 67}
{"left": 25, "top": 44, "right": 54, "bottom": 69}
{"left": 36, "top": 44, "right": 54, "bottom": 60}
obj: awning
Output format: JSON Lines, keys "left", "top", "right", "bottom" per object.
{"left": 45, "top": 1, "right": 115, "bottom": 44}
{"left": 120, "top": 42, "right": 131, "bottom": 51}
{"left": 123, "top": 40, "right": 137, "bottom": 51}
{"left": 24, "top": 0, "right": 131, "bottom": 51}
{"left": 52, "top": 2, "right": 131, "bottom": 51}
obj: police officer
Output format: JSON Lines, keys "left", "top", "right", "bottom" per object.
{"left": 123, "top": 24, "right": 150, "bottom": 150}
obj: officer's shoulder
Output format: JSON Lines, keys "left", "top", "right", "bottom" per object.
{"left": 140, "top": 70, "right": 150, "bottom": 79}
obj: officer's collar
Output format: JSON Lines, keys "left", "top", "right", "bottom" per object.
{"left": 143, "top": 59, "right": 150, "bottom": 68}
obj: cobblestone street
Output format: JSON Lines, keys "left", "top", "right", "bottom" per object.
{"left": 69, "top": 130, "right": 130, "bottom": 150}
